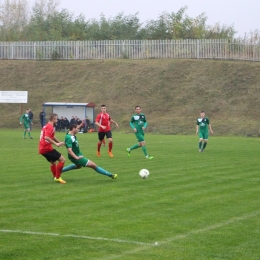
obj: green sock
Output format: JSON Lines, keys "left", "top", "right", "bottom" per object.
{"left": 62, "top": 164, "right": 76, "bottom": 172}
{"left": 23, "top": 131, "right": 26, "bottom": 137}
{"left": 199, "top": 141, "right": 202, "bottom": 149}
{"left": 203, "top": 142, "right": 207, "bottom": 150}
{"left": 142, "top": 146, "right": 148, "bottom": 156}
{"left": 130, "top": 144, "right": 140, "bottom": 151}
{"left": 28, "top": 132, "right": 31, "bottom": 137}
{"left": 95, "top": 166, "right": 112, "bottom": 177}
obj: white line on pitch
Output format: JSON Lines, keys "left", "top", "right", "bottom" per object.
{"left": 103, "top": 210, "right": 260, "bottom": 260}
{"left": 0, "top": 229, "right": 152, "bottom": 246}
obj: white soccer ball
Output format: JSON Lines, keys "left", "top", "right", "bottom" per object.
{"left": 139, "top": 169, "right": 150, "bottom": 179}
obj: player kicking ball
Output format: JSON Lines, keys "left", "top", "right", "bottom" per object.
{"left": 62, "top": 124, "right": 117, "bottom": 180}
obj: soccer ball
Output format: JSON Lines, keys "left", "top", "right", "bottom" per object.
{"left": 139, "top": 169, "right": 150, "bottom": 179}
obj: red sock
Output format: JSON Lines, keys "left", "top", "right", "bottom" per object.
{"left": 50, "top": 165, "right": 56, "bottom": 177}
{"left": 97, "top": 142, "right": 101, "bottom": 152}
{"left": 55, "top": 162, "right": 64, "bottom": 179}
{"left": 108, "top": 142, "right": 113, "bottom": 152}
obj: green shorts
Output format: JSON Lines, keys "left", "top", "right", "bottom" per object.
{"left": 24, "top": 123, "right": 30, "bottom": 130}
{"left": 135, "top": 132, "right": 145, "bottom": 142}
{"left": 69, "top": 157, "right": 89, "bottom": 167}
{"left": 199, "top": 132, "right": 209, "bottom": 140}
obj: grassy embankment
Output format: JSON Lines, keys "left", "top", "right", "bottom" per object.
{"left": 1, "top": 59, "right": 260, "bottom": 136}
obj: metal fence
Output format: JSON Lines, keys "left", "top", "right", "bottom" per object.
{"left": 0, "top": 39, "right": 259, "bottom": 61}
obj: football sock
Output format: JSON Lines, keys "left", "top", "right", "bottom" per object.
{"left": 108, "top": 142, "right": 113, "bottom": 152}
{"left": 142, "top": 146, "right": 148, "bottom": 156}
{"left": 203, "top": 142, "right": 207, "bottom": 150}
{"left": 50, "top": 164, "right": 56, "bottom": 177}
{"left": 97, "top": 142, "right": 102, "bottom": 152}
{"left": 95, "top": 166, "right": 112, "bottom": 177}
{"left": 28, "top": 132, "right": 31, "bottom": 137}
{"left": 199, "top": 141, "right": 202, "bottom": 149}
{"left": 55, "top": 162, "right": 65, "bottom": 178}
{"left": 130, "top": 144, "right": 140, "bottom": 151}
{"left": 23, "top": 131, "right": 26, "bottom": 137}
{"left": 62, "top": 164, "right": 76, "bottom": 172}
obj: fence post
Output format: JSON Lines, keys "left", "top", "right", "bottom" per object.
{"left": 253, "top": 44, "right": 256, "bottom": 62}
{"left": 34, "top": 42, "right": 36, "bottom": 60}
{"left": 122, "top": 40, "right": 125, "bottom": 58}
{"left": 196, "top": 40, "right": 200, "bottom": 59}
{"left": 76, "top": 41, "right": 79, "bottom": 60}
{"left": 11, "top": 43, "right": 14, "bottom": 59}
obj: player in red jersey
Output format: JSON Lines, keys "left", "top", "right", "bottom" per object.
{"left": 95, "top": 104, "right": 118, "bottom": 157}
{"left": 39, "top": 113, "right": 66, "bottom": 184}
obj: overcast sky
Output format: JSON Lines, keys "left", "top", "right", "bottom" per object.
{"left": 31, "top": 0, "right": 259, "bottom": 37}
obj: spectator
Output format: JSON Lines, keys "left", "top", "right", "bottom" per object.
{"left": 76, "top": 118, "right": 83, "bottom": 132}
{"left": 60, "top": 116, "right": 65, "bottom": 132}
{"left": 28, "top": 108, "right": 34, "bottom": 131}
{"left": 70, "top": 116, "right": 76, "bottom": 125}
{"left": 76, "top": 118, "right": 82, "bottom": 126}
{"left": 39, "top": 109, "right": 45, "bottom": 128}
{"left": 56, "top": 117, "right": 61, "bottom": 131}
{"left": 84, "top": 116, "right": 90, "bottom": 133}
{"left": 64, "top": 117, "right": 70, "bottom": 131}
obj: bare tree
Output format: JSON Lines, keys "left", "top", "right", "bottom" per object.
{"left": 32, "top": 0, "right": 60, "bottom": 19}
{"left": 0, "top": 0, "right": 29, "bottom": 39}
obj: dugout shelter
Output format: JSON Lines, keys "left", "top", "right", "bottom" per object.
{"left": 42, "top": 102, "right": 96, "bottom": 126}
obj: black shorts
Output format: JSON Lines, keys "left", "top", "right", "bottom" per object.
{"left": 98, "top": 130, "right": 112, "bottom": 141}
{"left": 41, "top": 149, "right": 62, "bottom": 162}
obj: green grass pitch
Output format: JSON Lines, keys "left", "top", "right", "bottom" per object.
{"left": 0, "top": 129, "right": 260, "bottom": 260}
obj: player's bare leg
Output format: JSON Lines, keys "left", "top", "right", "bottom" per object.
{"left": 108, "top": 137, "right": 113, "bottom": 157}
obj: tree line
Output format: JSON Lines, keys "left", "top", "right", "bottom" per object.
{"left": 0, "top": 0, "right": 258, "bottom": 42}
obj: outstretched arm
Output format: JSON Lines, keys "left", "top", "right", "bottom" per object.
{"left": 45, "top": 136, "right": 64, "bottom": 147}
{"left": 110, "top": 119, "right": 119, "bottom": 128}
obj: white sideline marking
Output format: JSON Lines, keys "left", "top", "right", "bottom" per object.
{"left": 103, "top": 211, "right": 260, "bottom": 260}
{"left": 1, "top": 211, "right": 259, "bottom": 260}
{"left": 0, "top": 229, "right": 152, "bottom": 246}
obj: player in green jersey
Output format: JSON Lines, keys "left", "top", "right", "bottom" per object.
{"left": 20, "top": 109, "right": 33, "bottom": 139}
{"left": 196, "top": 111, "right": 214, "bottom": 152}
{"left": 126, "top": 106, "right": 153, "bottom": 159}
{"left": 62, "top": 124, "right": 117, "bottom": 180}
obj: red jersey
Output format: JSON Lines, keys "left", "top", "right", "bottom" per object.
{"left": 39, "top": 123, "right": 55, "bottom": 154}
{"left": 95, "top": 112, "right": 111, "bottom": 132}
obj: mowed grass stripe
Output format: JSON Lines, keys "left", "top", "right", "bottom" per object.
{"left": 1, "top": 130, "right": 260, "bottom": 259}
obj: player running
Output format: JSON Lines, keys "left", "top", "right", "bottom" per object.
{"left": 95, "top": 104, "right": 118, "bottom": 157}
{"left": 196, "top": 110, "right": 214, "bottom": 152}
{"left": 126, "top": 105, "right": 153, "bottom": 159}
{"left": 61, "top": 124, "right": 117, "bottom": 180}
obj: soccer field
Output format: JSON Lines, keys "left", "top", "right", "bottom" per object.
{"left": 1, "top": 129, "right": 260, "bottom": 260}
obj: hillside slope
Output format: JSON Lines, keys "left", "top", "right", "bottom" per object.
{"left": 1, "top": 59, "right": 260, "bottom": 136}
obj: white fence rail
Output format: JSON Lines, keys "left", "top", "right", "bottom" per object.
{"left": 0, "top": 40, "right": 259, "bottom": 61}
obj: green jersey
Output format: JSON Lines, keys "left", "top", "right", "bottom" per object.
{"left": 197, "top": 117, "right": 210, "bottom": 132}
{"left": 130, "top": 113, "right": 148, "bottom": 132}
{"left": 65, "top": 133, "right": 83, "bottom": 160}
{"left": 20, "top": 113, "right": 31, "bottom": 124}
